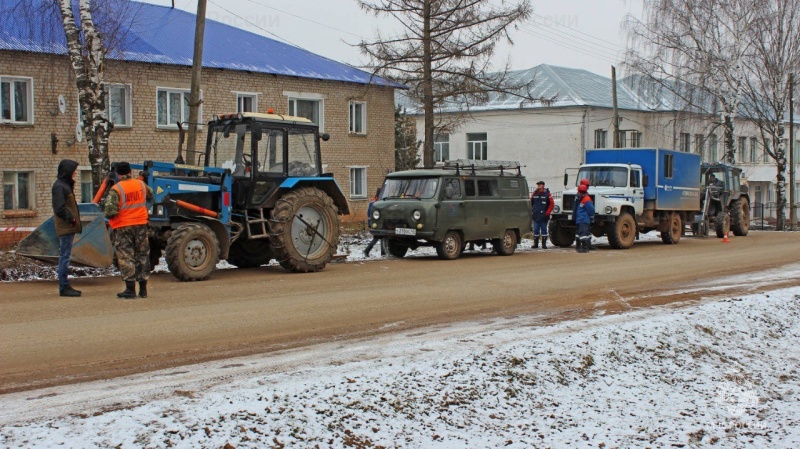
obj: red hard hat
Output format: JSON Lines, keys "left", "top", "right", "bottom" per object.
{"left": 577, "top": 185, "right": 588, "bottom": 193}
{"left": 580, "top": 178, "right": 590, "bottom": 186}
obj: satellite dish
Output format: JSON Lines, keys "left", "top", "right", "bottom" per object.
{"left": 75, "top": 123, "right": 83, "bottom": 143}
{"left": 58, "top": 95, "right": 66, "bottom": 114}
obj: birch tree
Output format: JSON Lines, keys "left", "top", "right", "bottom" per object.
{"left": 358, "top": 0, "right": 534, "bottom": 168}
{"left": 739, "top": 0, "right": 800, "bottom": 230}
{"left": 625, "top": 0, "right": 758, "bottom": 163}
{"left": 57, "top": 0, "right": 112, "bottom": 190}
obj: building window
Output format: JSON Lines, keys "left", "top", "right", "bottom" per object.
{"left": 3, "top": 171, "right": 34, "bottom": 210}
{"left": 737, "top": 136, "right": 747, "bottom": 163}
{"left": 349, "top": 167, "right": 366, "bottom": 198}
{"left": 434, "top": 133, "right": 450, "bottom": 163}
{"left": 679, "top": 133, "right": 691, "bottom": 152}
{"left": 763, "top": 140, "right": 771, "bottom": 162}
{"left": 749, "top": 137, "right": 758, "bottom": 163}
{"left": 594, "top": 129, "right": 607, "bottom": 148}
{"left": 466, "top": 133, "right": 488, "bottom": 160}
{"left": 630, "top": 131, "right": 642, "bottom": 148}
{"left": 104, "top": 84, "right": 132, "bottom": 127}
{"left": 617, "top": 131, "right": 627, "bottom": 147}
{"left": 157, "top": 88, "right": 199, "bottom": 128}
{"left": 349, "top": 101, "right": 366, "bottom": 134}
{"left": 1, "top": 76, "right": 33, "bottom": 124}
{"left": 288, "top": 97, "right": 323, "bottom": 130}
{"left": 793, "top": 139, "right": 799, "bottom": 166}
{"left": 694, "top": 134, "right": 705, "bottom": 161}
{"left": 708, "top": 134, "right": 718, "bottom": 162}
{"left": 236, "top": 93, "right": 257, "bottom": 113}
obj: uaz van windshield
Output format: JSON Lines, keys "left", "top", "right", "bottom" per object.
{"left": 381, "top": 178, "right": 439, "bottom": 199}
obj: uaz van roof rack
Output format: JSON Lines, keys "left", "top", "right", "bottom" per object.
{"left": 440, "top": 159, "right": 522, "bottom": 176}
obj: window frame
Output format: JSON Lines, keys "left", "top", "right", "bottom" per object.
{"left": 3, "top": 170, "right": 35, "bottom": 210}
{"left": 663, "top": 153, "right": 674, "bottom": 179}
{"left": 235, "top": 91, "right": 258, "bottom": 113}
{"left": 0, "top": 75, "right": 34, "bottom": 124}
{"left": 630, "top": 131, "right": 642, "bottom": 148}
{"left": 749, "top": 137, "right": 758, "bottom": 163}
{"left": 285, "top": 92, "right": 325, "bottom": 132}
{"left": 679, "top": 133, "right": 691, "bottom": 152}
{"left": 156, "top": 87, "right": 201, "bottom": 129}
{"left": 433, "top": 133, "right": 450, "bottom": 163}
{"left": 594, "top": 129, "right": 607, "bottom": 148}
{"left": 694, "top": 134, "right": 705, "bottom": 161}
{"left": 466, "top": 132, "right": 488, "bottom": 161}
{"left": 104, "top": 83, "right": 133, "bottom": 128}
{"left": 349, "top": 166, "right": 367, "bottom": 199}
{"left": 348, "top": 101, "right": 366, "bottom": 135}
{"left": 708, "top": 134, "right": 718, "bottom": 162}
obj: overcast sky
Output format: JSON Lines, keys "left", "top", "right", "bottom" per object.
{"left": 141, "top": 0, "right": 643, "bottom": 77}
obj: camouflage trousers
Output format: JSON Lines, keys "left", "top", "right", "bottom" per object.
{"left": 112, "top": 225, "right": 150, "bottom": 282}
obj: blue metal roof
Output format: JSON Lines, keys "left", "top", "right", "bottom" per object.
{"left": 0, "top": 0, "right": 401, "bottom": 88}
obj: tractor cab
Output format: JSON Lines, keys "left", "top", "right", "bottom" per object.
{"left": 205, "top": 112, "right": 329, "bottom": 209}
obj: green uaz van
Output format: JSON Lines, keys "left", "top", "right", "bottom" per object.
{"left": 368, "top": 160, "right": 532, "bottom": 260}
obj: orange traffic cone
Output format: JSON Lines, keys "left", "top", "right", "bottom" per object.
{"left": 722, "top": 231, "right": 730, "bottom": 243}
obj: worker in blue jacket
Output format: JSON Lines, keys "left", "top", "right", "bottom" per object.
{"left": 574, "top": 184, "right": 595, "bottom": 253}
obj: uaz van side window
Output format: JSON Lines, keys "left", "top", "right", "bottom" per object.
{"left": 464, "top": 179, "right": 476, "bottom": 197}
{"left": 477, "top": 179, "right": 496, "bottom": 197}
{"left": 444, "top": 178, "right": 461, "bottom": 199}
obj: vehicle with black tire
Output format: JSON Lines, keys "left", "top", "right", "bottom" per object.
{"left": 694, "top": 163, "right": 750, "bottom": 238}
{"left": 368, "top": 160, "right": 531, "bottom": 260}
{"left": 134, "top": 112, "right": 348, "bottom": 281}
{"left": 549, "top": 148, "right": 701, "bottom": 249}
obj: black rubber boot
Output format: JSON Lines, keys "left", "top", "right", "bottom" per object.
{"left": 577, "top": 239, "right": 589, "bottom": 253}
{"left": 533, "top": 237, "right": 539, "bottom": 249}
{"left": 542, "top": 237, "right": 548, "bottom": 249}
{"left": 117, "top": 281, "right": 136, "bottom": 299}
{"left": 138, "top": 280, "right": 147, "bottom": 298}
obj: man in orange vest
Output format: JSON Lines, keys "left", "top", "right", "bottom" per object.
{"left": 103, "top": 162, "right": 152, "bottom": 299}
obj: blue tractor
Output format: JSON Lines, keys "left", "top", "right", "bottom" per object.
{"left": 137, "top": 112, "right": 349, "bottom": 281}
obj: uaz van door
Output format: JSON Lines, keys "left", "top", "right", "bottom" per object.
{"left": 438, "top": 177, "right": 465, "bottom": 239}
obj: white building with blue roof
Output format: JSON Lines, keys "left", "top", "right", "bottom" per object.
{"left": 407, "top": 63, "right": 799, "bottom": 223}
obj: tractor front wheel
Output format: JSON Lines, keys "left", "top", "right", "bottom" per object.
{"left": 165, "top": 222, "right": 220, "bottom": 281}
{"left": 270, "top": 187, "right": 340, "bottom": 273}
{"left": 730, "top": 197, "right": 750, "bottom": 236}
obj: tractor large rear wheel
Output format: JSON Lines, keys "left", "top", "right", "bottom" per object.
{"left": 730, "top": 197, "right": 750, "bottom": 236}
{"left": 165, "top": 222, "right": 220, "bottom": 281}
{"left": 270, "top": 187, "right": 340, "bottom": 273}
{"left": 227, "top": 238, "right": 272, "bottom": 268}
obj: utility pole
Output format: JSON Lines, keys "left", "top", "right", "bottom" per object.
{"left": 789, "top": 73, "right": 795, "bottom": 231}
{"left": 612, "top": 66, "right": 620, "bottom": 148}
{"left": 185, "top": 0, "right": 207, "bottom": 164}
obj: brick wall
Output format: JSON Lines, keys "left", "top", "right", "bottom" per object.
{"left": 0, "top": 51, "right": 394, "bottom": 232}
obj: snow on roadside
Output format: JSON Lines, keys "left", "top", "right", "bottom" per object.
{"left": 2, "top": 286, "right": 798, "bottom": 448}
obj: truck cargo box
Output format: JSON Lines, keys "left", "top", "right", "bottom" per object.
{"left": 585, "top": 148, "right": 700, "bottom": 211}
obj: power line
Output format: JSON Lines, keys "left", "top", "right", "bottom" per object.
{"left": 206, "top": 0, "right": 300, "bottom": 48}
{"left": 242, "top": 0, "right": 365, "bottom": 40}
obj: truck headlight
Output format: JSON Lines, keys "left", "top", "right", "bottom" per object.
{"left": 372, "top": 209, "right": 381, "bottom": 221}
{"left": 553, "top": 205, "right": 560, "bottom": 213}
{"left": 412, "top": 209, "right": 421, "bottom": 221}
{"left": 605, "top": 206, "right": 613, "bottom": 214}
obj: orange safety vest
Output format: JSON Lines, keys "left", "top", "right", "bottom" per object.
{"left": 108, "top": 178, "right": 149, "bottom": 229}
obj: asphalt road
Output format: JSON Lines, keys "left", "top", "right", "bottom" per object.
{"left": 1, "top": 231, "right": 799, "bottom": 394}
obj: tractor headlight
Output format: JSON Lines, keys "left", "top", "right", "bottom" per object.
{"left": 412, "top": 209, "right": 421, "bottom": 221}
{"left": 372, "top": 209, "right": 381, "bottom": 221}
{"left": 605, "top": 206, "right": 613, "bottom": 214}
{"left": 151, "top": 204, "right": 165, "bottom": 217}
{"left": 553, "top": 205, "right": 560, "bottom": 214}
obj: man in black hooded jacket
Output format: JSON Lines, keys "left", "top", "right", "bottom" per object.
{"left": 52, "top": 159, "right": 83, "bottom": 297}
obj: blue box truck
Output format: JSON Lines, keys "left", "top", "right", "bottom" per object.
{"left": 549, "top": 148, "right": 701, "bottom": 249}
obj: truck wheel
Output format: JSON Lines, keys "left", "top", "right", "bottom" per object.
{"left": 436, "top": 231, "right": 463, "bottom": 260}
{"left": 386, "top": 238, "right": 408, "bottom": 258}
{"left": 715, "top": 214, "right": 730, "bottom": 238}
{"left": 165, "top": 222, "right": 220, "bottom": 281}
{"left": 270, "top": 187, "right": 340, "bottom": 273}
{"left": 548, "top": 221, "right": 575, "bottom": 247}
{"left": 660, "top": 213, "right": 682, "bottom": 244}
{"left": 493, "top": 229, "right": 517, "bottom": 256}
{"left": 607, "top": 213, "right": 636, "bottom": 249}
{"left": 227, "top": 238, "right": 272, "bottom": 268}
{"left": 730, "top": 197, "right": 750, "bottom": 236}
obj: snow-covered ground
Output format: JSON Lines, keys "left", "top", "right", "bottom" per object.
{"left": 2, "top": 264, "right": 799, "bottom": 448}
